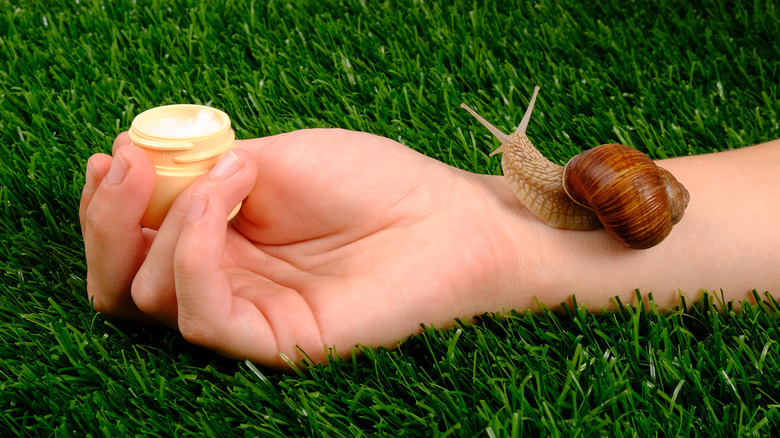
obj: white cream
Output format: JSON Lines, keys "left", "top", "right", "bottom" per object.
{"left": 145, "top": 109, "right": 222, "bottom": 137}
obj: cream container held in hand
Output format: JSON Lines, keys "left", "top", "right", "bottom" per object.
{"left": 128, "top": 105, "right": 240, "bottom": 229}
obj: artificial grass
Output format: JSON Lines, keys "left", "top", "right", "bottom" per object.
{"left": 1, "top": 0, "right": 778, "bottom": 435}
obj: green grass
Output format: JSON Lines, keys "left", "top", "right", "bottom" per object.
{"left": 1, "top": 0, "right": 779, "bottom": 435}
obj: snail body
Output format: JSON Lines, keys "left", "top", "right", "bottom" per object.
{"left": 461, "top": 86, "right": 690, "bottom": 249}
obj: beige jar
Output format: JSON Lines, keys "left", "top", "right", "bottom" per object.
{"left": 128, "top": 104, "right": 237, "bottom": 229}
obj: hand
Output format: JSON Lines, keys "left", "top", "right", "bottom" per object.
{"left": 81, "top": 128, "right": 546, "bottom": 368}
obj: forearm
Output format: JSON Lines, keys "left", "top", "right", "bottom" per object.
{"left": 500, "top": 140, "right": 780, "bottom": 311}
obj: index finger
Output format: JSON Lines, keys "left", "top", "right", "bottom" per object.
{"left": 112, "top": 131, "right": 132, "bottom": 156}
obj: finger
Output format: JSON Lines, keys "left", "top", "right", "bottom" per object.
{"left": 132, "top": 148, "right": 257, "bottom": 326}
{"left": 80, "top": 131, "right": 133, "bottom": 231}
{"left": 79, "top": 153, "right": 112, "bottom": 233}
{"left": 82, "top": 144, "right": 156, "bottom": 321}
{"left": 173, "top": 187, "right": 282, "bottom": 366}
{"left": 112, "top": 131, "right": 132, "bottom": 155}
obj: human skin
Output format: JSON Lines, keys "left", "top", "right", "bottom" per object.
{"left": 79, "top": 129, "right": 780, "bottom": 369}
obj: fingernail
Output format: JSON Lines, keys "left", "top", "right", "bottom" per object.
{"left": 187, "top": 192, "right": 208, "bottom": 222}
{"left": 83, "top": 160, "right": 100, "bottom": 194}
{"left": 210, "top": 150, "right": 243, "bottom": 178}
{"left": 104, "top": 151, "right": 129, "bottom": 186}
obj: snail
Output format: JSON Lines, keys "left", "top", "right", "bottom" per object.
{"left": 461, "top": 86, "right": 690, "bottom": 249}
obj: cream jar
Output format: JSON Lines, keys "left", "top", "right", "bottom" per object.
{"left": 128, "top": 104, "right": 238, "bottom": 229}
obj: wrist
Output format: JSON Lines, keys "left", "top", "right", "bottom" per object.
{"left": 475, "top": 172, "right": 680, "bottom": 313}
{"left": 466, "top": 173, "right": 565, "bottom": 312}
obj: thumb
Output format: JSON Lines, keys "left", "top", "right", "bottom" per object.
{"left": 173, "top": 187, "right": 281, "bottom": 365}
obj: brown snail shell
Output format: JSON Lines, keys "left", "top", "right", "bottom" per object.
{"left": 563, "top": 144, "right": 690, "bottom": 249}
{"left": 461, "top": 86, "right": 690, "bottom": 249}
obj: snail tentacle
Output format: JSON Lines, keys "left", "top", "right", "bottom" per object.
{"left": 458, "top": 103, "right": 511, "bottom": 153}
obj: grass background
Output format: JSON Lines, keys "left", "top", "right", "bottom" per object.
{"left": 1, "top": 0, "right": 779, "bottom": 435}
